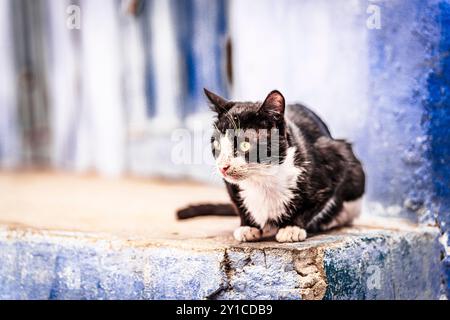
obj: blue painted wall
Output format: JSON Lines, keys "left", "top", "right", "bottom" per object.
{"left": 426, "top": 0, "right": 450, "bottom": 298}
{"left": 365, "top": 0, "right": 436, "bottom": 221}
{"left": 173, "top": 0, "right": 228, "bottom": 117}
{"left": 366, "top": 0, "right": 450, "bottom": 297}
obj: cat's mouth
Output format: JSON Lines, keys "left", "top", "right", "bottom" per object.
{"left": 219, "top": 169, "right": 246, "bottom": 182}
{"left": 223, "top": 172, "right": 243, "bottom": 180}
{"left": 223, "top": 175, "right": 245, "bottom": 184}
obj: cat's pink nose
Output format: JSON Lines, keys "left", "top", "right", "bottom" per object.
{"left": 220, "top": 165, "right": 230, "bottom": 175}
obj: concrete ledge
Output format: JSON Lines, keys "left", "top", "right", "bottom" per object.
{"left": 0, "top": 222, "right": 441, "bottom": 300}
{"left": 0, "top": 173, "right": 442, "bottom": 299}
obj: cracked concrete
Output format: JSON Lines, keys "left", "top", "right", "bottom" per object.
{"left": 0, "top": 221, "right": 441, "bottom": 299}
{"left": 294, "top": 248, "right": 327, "bottom": 299}
{"left": 0, "top": 173, "right": 443, "bottom": 299}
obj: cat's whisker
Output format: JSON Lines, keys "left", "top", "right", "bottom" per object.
{"left": 222, "top": 109, "right": 238, "bottom": 132}
{"left": 227, "top": 113, "right": 238, "bottom": 131}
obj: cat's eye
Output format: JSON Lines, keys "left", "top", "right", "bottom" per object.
{"left": 239, "top": 141, "right": 251, "bottom": 152}
{"left": 213, "top": 140, "right": 220, "bottom": 150}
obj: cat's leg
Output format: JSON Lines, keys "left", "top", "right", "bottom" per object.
{"left": 305, "top": 196, "right": 343, "bottom": 232}
{"left": 233, "top": 226, "right": 262, "bottom": 242}
{"left": 225, "top": 182, "right": 262, "bottom": 242}
{"left": 233, "top": 211, "right": 262, "bottom": 242}
{"left": 309, "top": 138, "right": 365, "bottom": 232}
{"left": 305, "top": 195, "right": 362, "bottom": 232}
{"left": 275, "top": 225, "right": 307, "bottom": 242}
{"left": 261, "top": 224, "right": 278, "bottom": 238}
{"left": 319, "top": 154, "right": 365, "bottom": 231}
{"left": 320, "top": 197, "right": 362, "bottom": 231}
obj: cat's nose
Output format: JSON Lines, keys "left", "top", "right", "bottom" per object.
{"left": 220, "top": 165, "right": 230, "bottom": 175}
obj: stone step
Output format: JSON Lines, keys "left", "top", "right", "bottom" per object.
{"left": 0, "top": 173, "right": 441, "bottom": 299}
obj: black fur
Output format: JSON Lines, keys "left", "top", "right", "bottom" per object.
{"left": 177, "top": 203, "right": 236, "bottom": 219}
{"left": 177, "top": 89, "right": 365, "bottom": 234}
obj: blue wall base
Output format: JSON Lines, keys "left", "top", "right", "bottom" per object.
{"left": 0, "top": 221, "right": 441, "bottom": 300}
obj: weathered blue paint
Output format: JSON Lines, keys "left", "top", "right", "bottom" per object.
{"left": 139, "top": 0, "right": 157, "bottom": 118}
{"left": 424, "top": 0, "right": 450, "bottom": 223}
{"left": 213, "top": 248, "right": 306, "bottom": 300}
{"left": 324, "top": 232, "right": 441, "bottom": 299}
{"left": 444, "top": 256, "right": 450, "bottom": 296}
{"left": 364, "top": 0, "right": 440, "bottom": 221}
{"left": 0, "top": 225, "right": 440, "bottom": 300}
{"left": 173, "top": 0, "right": 228, "bottom": 117}
{"left": 425, "top": 0, "right": 450, "bottom": 299}
{"left": 0, "top": 237, "right": 226, "bottom": 300}
{"left": 364, "top": 0, "right": 450, "bottom": 297}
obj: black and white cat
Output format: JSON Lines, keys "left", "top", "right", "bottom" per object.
{"left": 177, "top": 89, "right": 365, "bottom": 243}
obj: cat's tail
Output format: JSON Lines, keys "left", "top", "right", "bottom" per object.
{"left": 176, "top": 203, "right": 237, "bottom": 220}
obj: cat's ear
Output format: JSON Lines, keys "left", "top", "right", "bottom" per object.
{"left": 204, "top": 88, "right": 230, "bottom": 114}
{"left": 261, "top": 90, "right": 285, "bottom": 115}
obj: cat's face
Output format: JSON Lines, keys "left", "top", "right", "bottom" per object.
{"left": 205, "top": 89, "right": 288, "bottom": 184}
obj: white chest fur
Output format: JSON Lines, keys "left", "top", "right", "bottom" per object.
{"left": 238, "top": 147, "right": 302, "bottom": 228}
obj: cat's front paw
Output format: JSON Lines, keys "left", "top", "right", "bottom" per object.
{"left": 275, "top": 226, "right": 307, "bottom": 242}
{"left": 233, "top": 226, "right": 262, "bottom": 242}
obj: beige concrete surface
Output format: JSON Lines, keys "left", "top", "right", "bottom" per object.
{"left": 0, "top": 171, "right": 424, "bottom": 247}
{"left": 0, "top": 171, "right": 236, "bottom": 241}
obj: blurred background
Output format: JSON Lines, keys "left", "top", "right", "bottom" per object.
{"left": 0, "top": 0, "right": 449, "bottom": 228}
{"left": 0, "top": 0, "right": 369, "bottom": 179}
